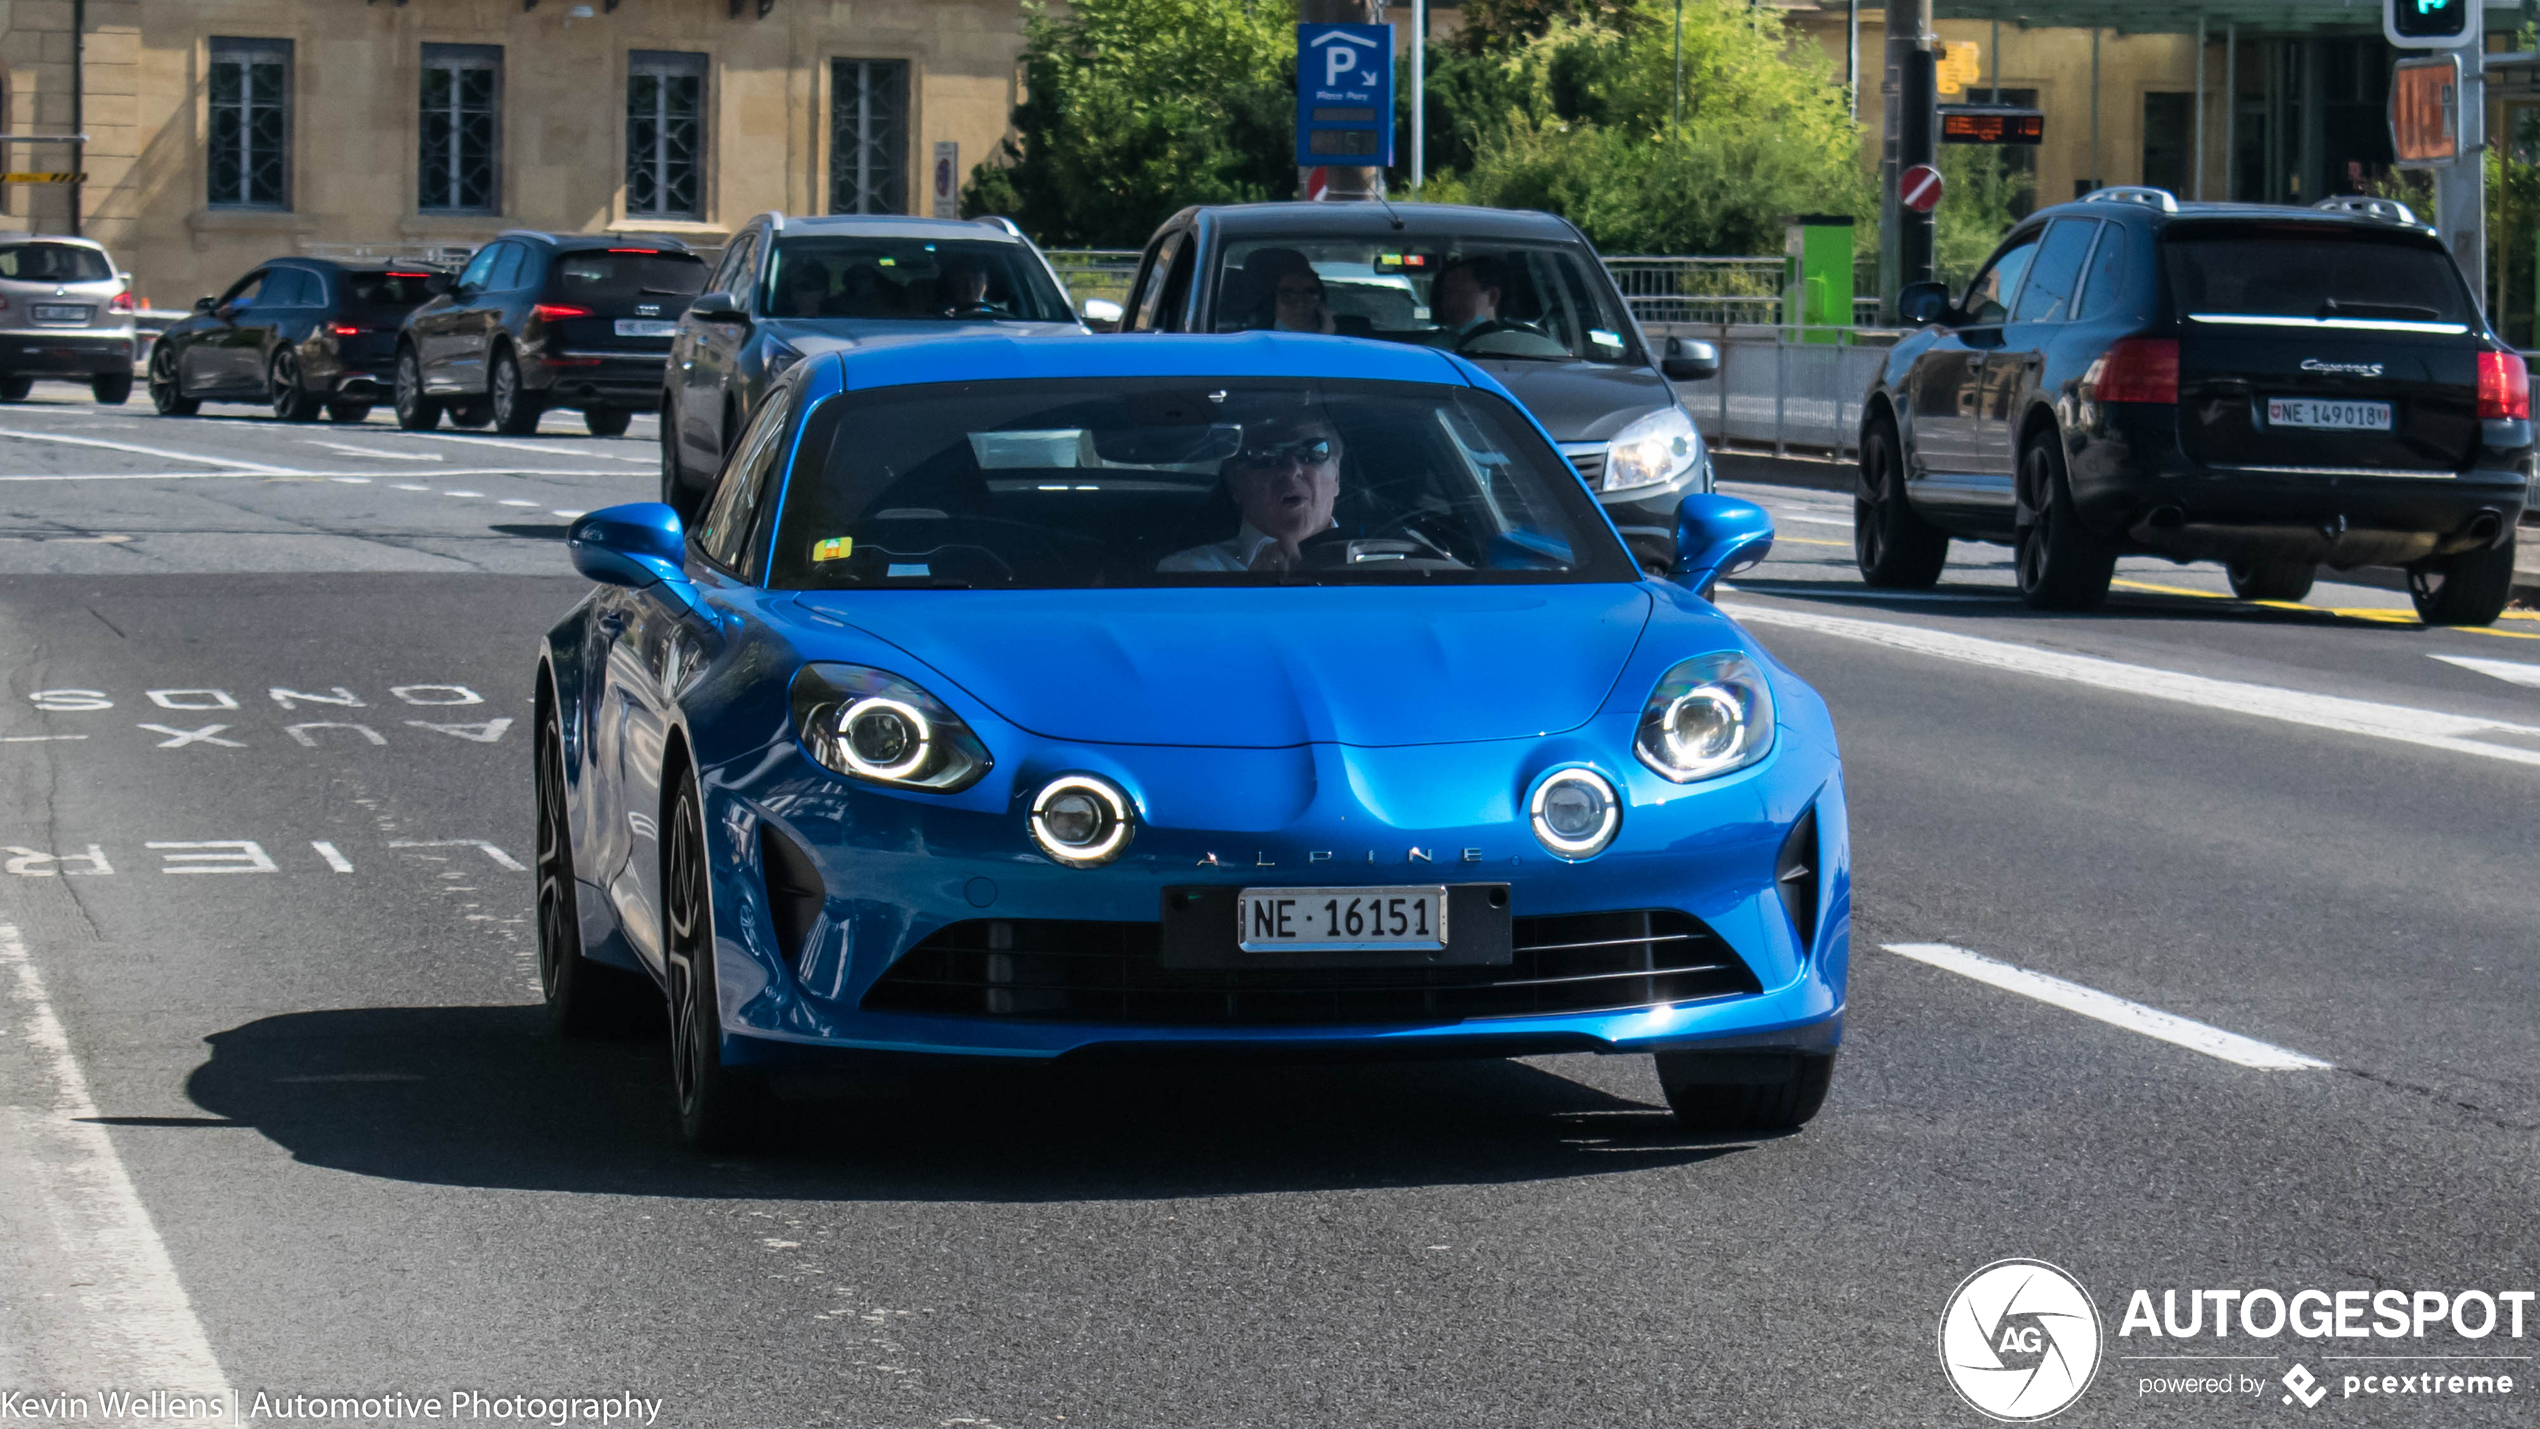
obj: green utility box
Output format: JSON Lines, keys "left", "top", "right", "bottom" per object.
{"left": 1781, "top": 214, "right": 1855, "bottom": 343}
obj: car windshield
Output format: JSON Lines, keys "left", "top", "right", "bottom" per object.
{"left": 2163, "top": 224, "right": 2473, "bottom": 327}
{"left": 766, "top": 378, "right": 1633, "bottom": 589}
{"left": 342, "top": 269, "right": 440, "bottom": 321}
{"left": 0, "top": 243, "right": 111, "bottom": 283}
{"left": 1211, "top": 239, "right": 1641, "bottom": 364}
{"left": 760, "top": 237, "right": 1072, "bottom": 323}
{"left": 548, "top": 249, "right": 707, "bottom": 308}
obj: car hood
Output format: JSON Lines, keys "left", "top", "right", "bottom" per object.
{"left": 786, "top": 585, "right": 1653, "bottom": 748}
{"left": 1461, "top": 359, "right": 1678, "bottom": 443}
{"left": 760, "top": 318, "right": 1084, "bottom": 350}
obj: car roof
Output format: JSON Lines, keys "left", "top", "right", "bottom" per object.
{"left": 755, "top": 214, "right": 1031, "bottom": 244}
{"left": 497, "top": 230, "right": 699, "bottom": 254}
{"left": 1184, "top": 201, "right": 1584, "bottom": 244}
{"left": 0, "top": 235, "right": 111, "bottom": 252}
{"left": 2020, "top": 196, "right": 2441, "bottom": 240}
{"left": 817, "top": 331, "right": 1476, "bottom": 394}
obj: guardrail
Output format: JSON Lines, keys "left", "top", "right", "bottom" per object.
{"left": 1043, "top": 249, "right": 1144, "bottom": 308}
{"left": 1654, "top": 322, "right": 1902, "bottom": 460}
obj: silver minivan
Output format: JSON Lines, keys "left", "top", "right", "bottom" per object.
{"left": 0, "top": 237, "right": 136, "bottom": 403}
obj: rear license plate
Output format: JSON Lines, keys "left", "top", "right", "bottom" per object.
{"left": 1238, "top": 885, "right": 1447, "bottom": 952}
{"left": 31, "top": 304, "right": 90, "bottom": 324}
{"left": 2266, "top": 398, "right": 2392, "bottom": 431}
{"left": 614, "top": 319, "right": 678, "bottom": 338}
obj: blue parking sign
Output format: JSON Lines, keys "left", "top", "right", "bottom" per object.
{"left": 1296, "top": 23, "right": 1395, "bottom": 169}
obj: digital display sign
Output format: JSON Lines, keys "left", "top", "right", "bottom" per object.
{"left": 1939, "top": 106, "right": 2045, "bottom": 145}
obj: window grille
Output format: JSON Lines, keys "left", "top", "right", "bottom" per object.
{"left": 209, "top": 38, "right": 290, "bottom": 208}
{"left": 829, "top": 59, "right": 908, "bottom": 215}
{"left": 627, "top": 51, "right": 706, "bottom": 220}
{"left": 420, "top": 44, "right": 501, "bottom": 213}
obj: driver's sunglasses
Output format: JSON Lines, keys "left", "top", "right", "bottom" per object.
{"left": 1234, "top": 436, "right": 1335, "bottom": 468}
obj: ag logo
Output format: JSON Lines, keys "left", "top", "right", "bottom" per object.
{"left": 1938, "top": 1259, "right": 2103, "bottom": 1421}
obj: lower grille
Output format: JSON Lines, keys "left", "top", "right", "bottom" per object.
{"left": 1567, "top": 450, "right": 1608, "bottom": 487}
{"left": 862, "top": 909, "right": 1758, "bottom": 1026}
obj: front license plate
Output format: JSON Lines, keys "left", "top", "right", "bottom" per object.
{"left": 31, "top": 304, "right": 89, "bottom": 324}
{"left": 2266, "top": 397, "right": 2392, "bottom": 431}
{"left": 1238, "top": 885, "right": 1447, "bottom": 953}
{"left": 614, "top": 318, "right": 678, "bottom": 337}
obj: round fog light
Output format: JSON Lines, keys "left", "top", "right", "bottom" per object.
{"left": 1030, "top": 774, "right": 1135, "bottom": 867}
{"left": 1529, "top": 768, "right": 1619, "bottom": 860}
{"left": 837, "top": 697, "right": 931, "bottom": 780}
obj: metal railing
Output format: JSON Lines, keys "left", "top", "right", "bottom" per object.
{"left": 1043, "top": 248, "right": 1144, "bottom": 308}
{"left": 1655, "top": 322, "right": 1902, "bottom": 459}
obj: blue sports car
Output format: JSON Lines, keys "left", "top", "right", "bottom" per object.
{"left": 535, "top": 332, "right": 1850, "bottom": 1149}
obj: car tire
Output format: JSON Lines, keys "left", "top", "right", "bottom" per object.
{"left": 148, "top": 346, "right": 197, "bottom": 416}
{"left": 2408, "top": 535, "right": 2517, "bottom": 627}
{"left": 490, "top": 348, "right": 544, "bottom": 435}
{"left": 2226, "top": 556, "right": 2316, "bottom": 603}
{"left": 448, "top": 396, "right": 494, "bottom": 429}
{"left": 90, "top": 371, "right": 132, "bottom": 405}
{"left": 659, "top": 395, "right": 705, "bottom": 521}
{"left": 665, "top": 775, "right": 774, "bottom": 1151}
{"left": 1656, "top": 1051, "right": 1835, "bottom": 1133}
{"left": 584, "top": 406, "right": 632, "bottom": 438}
{"left": 393, "top": 348, "right": 441, "bottom": 430}
{"left": 267, "top": 347, "right": 323, "bottom": 422}
{"left": 2014, "top": 431, "right": 2117, "bottom": 611}
{"left": 0, "top": 375, "right": 31, "bottom": 401}
{"left": 1855, "top": 416, "right": 1948, "bottom": 589}
{"left": 326, "top": 401, "right": 373, "bottom": 424}
{"left": 536, "top": 697, "right": 649, "bottom": 1038}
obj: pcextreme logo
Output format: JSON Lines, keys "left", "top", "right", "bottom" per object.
{"left": 1939, "top": 1260, "right": 2105, "bottom": 1421}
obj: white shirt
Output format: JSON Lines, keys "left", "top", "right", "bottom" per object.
{"left": 1157, "top": 520, "right": 1334, "bottom": 572}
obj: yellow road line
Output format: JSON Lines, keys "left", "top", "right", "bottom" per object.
{"left": 2109, "top": 576, "right": 2540, "bottom": 638}
{"left": 1778, "top": 536, "right": 1850, "bottom": 548}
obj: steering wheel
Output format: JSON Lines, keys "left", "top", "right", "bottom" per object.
{"left": 1293, "top": 513, "right": 1473, "bottom": 571}
{"left": 944, "top": 302, "right": 1004, "bottom": 319}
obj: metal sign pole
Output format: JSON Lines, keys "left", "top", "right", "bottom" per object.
{"left": 2437, "top": 38, "right": 2486, "bottom": 312}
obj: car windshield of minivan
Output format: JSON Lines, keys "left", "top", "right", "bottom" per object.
{"left": 1213, "top": 240, "right": 1640, "bottom": 364}
{"left": 343, "top": 270, "right": 439, "bottom": 322}
{"left": 554, "top": 250, "right": 707, "bottom": 305}
{"left": 2164, "top": 225, "right": 2472, "bottom": 330}
{"left": 761, "top": 238, "right": 1072, "bottom": 323}
{"left": 0, "top": 243, "right": 111, "bottom": 283}
{"left": 767, "top": 379, "right": 1635, "bottom": 589}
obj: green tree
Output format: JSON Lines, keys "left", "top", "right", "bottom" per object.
{"left": 961, "top": 0, "right": 1299, "bottom": 246}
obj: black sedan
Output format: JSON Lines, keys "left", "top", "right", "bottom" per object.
{"left": 148, "top": 258, "right": 447, "bottom": 422}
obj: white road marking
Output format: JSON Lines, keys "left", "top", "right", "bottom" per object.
{"left": 310, "top": 840, "right": 354, "bottom": 873}
{"left": 0, "top": 734, "right": 85, "bottom": 743}
{"left": 0, "top": 924, "right": 237, "bottom": 1407}
{"left": 1723, "top": 584, "right": 2015, "bottom": 603}
{"left": 2430, "top": 652, "right": 2540, "bottom": 689}
{"left": 1727, "top": 600, "right": 2540, "bottom": 767}
{"left": 304, "top": 440, "right": 442, "bottom": 462}
{"left": 0, "top": 466, "right": 629, "bottom": 482}
{"left": 387, "top": 837, "right": 525, "bottom": 871}
{"left": 397, "top": 431, "right": 653, "bottom": 463}
{"left": 1885, "top": 942, "right": 2332, "bottom": 1070}
{"left": 0, "top": 424, "right": 305, "bottom": 475}
{"left": 443, "top": 490, "right": 485, "bottom": 498}
{"left": 553, "top": 508, "right": 586, "bottom": 519}
{"left": 392, "top": 483, "right": 431, "bottom": 491}
{"left": 137, "top": 723, "right": 243, "bottom": 749}
{"left": 498, "top": 498, "right": 539, "bottom": 507}
{"left": 327, "top": 476, "right": 372, "bottom": 484}
{"left": 1774, "top": 512, "right": 1854, "bottom": 527}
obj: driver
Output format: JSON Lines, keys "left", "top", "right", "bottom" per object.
{"left": 1157, "top": 414, "right": 1343, "bottom": 572}
{"left": 775, "top": 259, "right": 832, "bottom": 318}
{"left": 1432, "top": 254, "right": 1519, "bottom": 344}
{"left": 938, "top": 258, "right": 996, "bottom": 315}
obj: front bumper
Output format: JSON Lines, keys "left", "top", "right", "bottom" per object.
{"left": 678, "top": 711, "right": 1850, "bottom": 1066}
{"left": 0, "top": 329, "right": 134, "bottom": 377}
{"left": 1571, "top": 446, "right": 1712, "bottom": 569}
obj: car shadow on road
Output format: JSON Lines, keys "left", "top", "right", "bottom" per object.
{"left": 183, "top": 1005, "right": 1749, "bottom": 1201}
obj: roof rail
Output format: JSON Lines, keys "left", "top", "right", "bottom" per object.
{"left": 2081, "top": 186, "right": 2178, "bottom": 213}
{"left": 2313, "top": 194, "right": 2419, "bottom": 226}
{"left": 974, "top": 215, "right": 1028, "bottom": 240}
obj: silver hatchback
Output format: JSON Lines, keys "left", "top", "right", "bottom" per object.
{"left": 0, "top": 237, "right": 136, "bottom": 403}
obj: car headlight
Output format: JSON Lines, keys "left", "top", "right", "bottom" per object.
{"left": 789, "top": 664, "right": 992, "bottom": 792}
{"left": 1528, "top": 767, "right": 1620, "bottom": 860}
{"left": 1602, "top": 405, "right": 1703, "bottom": 493}
{"left": 763, "top": 340, "right": 804, "bottom": 379}
{"left": 1030, "top": 774, "right": 1136, "bottom": 867}
{"left": 1633, "top": 653, "right": 1775, "bottom": 783}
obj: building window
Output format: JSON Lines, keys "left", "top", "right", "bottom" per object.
{"left": 626, "top": 51, "right": 705, "bottom": 220}
{"left": 419, "top": 44, "right": 501, "bottom": 214}
{"left": 830, "top": 59, "right": 908, "bottom": 215}
{"left": 208, "top": 37, "right": 290, "bottom": 209}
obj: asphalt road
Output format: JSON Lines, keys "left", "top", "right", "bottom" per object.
{"left": 0, "top": 386, "right": 2534, "bottom": 1427}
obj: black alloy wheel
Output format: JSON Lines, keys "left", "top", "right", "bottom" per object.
{"left": 2013, "top": 434, "right": 2117, "bottom": 611}
{"left": 0, "top": 375, "right": 31, "bottom": 401}
{"left": 491, "top": 348, "right": 543, "bottom": 435}
{"left": 326, "top": 401, "right": 373, "bottom": 424}
{"left": 2408, "top": 537, "right": 2518, "bottom": 627}
{"left": 1656, "top": 1051, "right": 1836, "bottom": 1132}
{"left": 2226, "top": 556, "right": 2317, "bottom": 604}
{"left": 1854, "top": 417, "right": 1948, "bottom": 589}
{"left": 91, "top": 371, "right": 132, "bottom": 405}
{"left": 148, "top": 345, "right": 197, "bottom": 416}
{"left": 448, "top": 396, "right": 494, "bottom": 429}
{"left": 663, "top": 778, "right": 771, "bottom": 1150}
{"left": 267, "top": 347, "right": 322, "bottom": 422}
{"left": 584, "top": 406, "right": 632, "bottom": 438}
{"left": 393, "top": 348, "right": 441, "bottom": 430}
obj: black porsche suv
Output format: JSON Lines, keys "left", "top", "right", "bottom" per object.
{"left": 1858, "top": 189, "right": 2532, "bottom": 625}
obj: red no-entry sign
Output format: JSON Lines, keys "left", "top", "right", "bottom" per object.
{"left": 1901, "top": 163, "right": 1944, "bottom": 214}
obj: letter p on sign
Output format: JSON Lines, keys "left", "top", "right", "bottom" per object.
{"left": 1326, "top": 42, "right": 1358, "bottom": 86}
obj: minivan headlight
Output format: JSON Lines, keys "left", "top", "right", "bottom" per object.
{"left": 1603, "top": 405, "right": 1703, "bottom": 493}
{"left": 1633, "top": 653, "right": 1775, "bottom": 783}
{"left": 790, "top": 664, "right": 992, "bottom": 792}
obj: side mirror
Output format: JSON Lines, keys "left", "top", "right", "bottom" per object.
{"left": 1672, "top": 493, "right": 1774, "bottom": 599}
{"left": 689, "top": 290, "right": 748, "bottom": 324}
{"left": 192, "top": 296, "right": 216, "bottom": 315}
{"left": 1080, "top": 297, "right": 1123, "bottom": 333}
{"left": 424, "top": 273, "right": 452, "bottom": 296}
{"left": 1898, "top": 280, "right": 1952, "bottom": 327}
{"left": 568, "top": 503, "right": 688, "bottom": 589}
{"left": 1660, "top": 335, "right": 1719, "bottom": 382}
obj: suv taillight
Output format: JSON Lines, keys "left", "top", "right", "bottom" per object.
{"left": 532, "top": 303, "right": 591, "bottom": 321}
{"left": 2477, "top": 349, "right": 2529, "bottom": 420}
{"left": 110, "top": 291, "right": 133, "bottom": 313}
{"left": 2086, "top": 337, "right": 2179, "bottom": 404}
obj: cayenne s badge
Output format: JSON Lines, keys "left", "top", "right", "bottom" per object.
{"left": 2299, "top": 358, "right": 2384, "bottom": 377}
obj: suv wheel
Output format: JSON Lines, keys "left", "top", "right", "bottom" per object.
{"left": 393, "top": 348, "right": 442, "bottom": 430}
{"left": 490, "top": 348, "right": 544, "bottom": 435}
{"left": 1855, "top": 415, "right": 1948, "bottom": 588}
{"left": 2014, "top": 431, "right": 2116, "bottom": 611}
{"left": 0, "top": 376, "right": 31, "bottom": 401}
{"left": 267, "top": 347, "right": 322, "bottom": 422}
{"left": 2409, "top": 536, "right": 2517, "bottom": 627}
{"left": 148, "top": 346, "right": 197, "bottom": 416}
{"left": 584, "top": 406, "right": 632, "bottom": 438}
{"left": 91, "top": 371, "right": 132, "bottom": 405}
{"left": 2226, "top": 557, "right": 2316, "bottom": 603}
{"left": 1656, "top": 1051, "right": 1835, "bottom": 1132}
